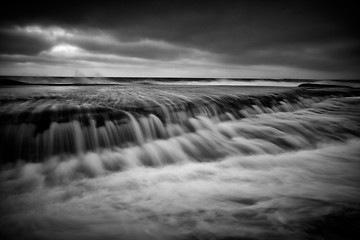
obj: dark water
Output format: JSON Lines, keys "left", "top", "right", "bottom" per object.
{"left": 0, "top": 83, "right": 359, "bottom": 240}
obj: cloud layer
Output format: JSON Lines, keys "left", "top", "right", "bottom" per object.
{"left": 0, "top": 1, "right": 359, "bottom": 78}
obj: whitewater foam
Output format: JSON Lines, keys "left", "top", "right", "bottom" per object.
{"left": 0, "top": 85, "right": 359, "bottom": 239}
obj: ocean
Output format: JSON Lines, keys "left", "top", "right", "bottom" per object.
{"left": 0, "top": 78, "right": 359, "bottom": 240}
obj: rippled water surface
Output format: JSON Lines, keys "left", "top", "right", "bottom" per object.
{"left": 0, "top": 84, "right": 359, "bottom": 240}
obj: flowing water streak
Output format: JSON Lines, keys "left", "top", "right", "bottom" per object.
{"left": 0, "top": 85, "right": 360, "bottom": 239}
{"left": 0, "top": 86, "right": 356, "bottom": 165}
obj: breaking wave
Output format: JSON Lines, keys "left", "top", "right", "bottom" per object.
{"left": 0, "top": 84, "right": 360, "bottom": 240}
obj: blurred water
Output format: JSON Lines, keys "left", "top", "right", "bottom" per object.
{"left": 0, "top": 85, "right": 359, "bottom": 240}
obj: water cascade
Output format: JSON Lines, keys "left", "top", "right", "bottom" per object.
{"left": 1, "top": 85, "right": 360, "bottom": 240}
{"left": 1, "top": 87, "right": 359, "bottom": 179}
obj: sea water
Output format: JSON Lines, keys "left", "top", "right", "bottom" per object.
{"left": 0, "top": 81, "right": 359, "bottom": 239}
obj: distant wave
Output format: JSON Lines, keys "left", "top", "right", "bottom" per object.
{"left": 146, "top": 79, "right": 300, "bottom": 87}
{"left": 2, "top": 76, "right": 359, "bottom": 88}
{"left": 298, "top": 80, "right": 360, "bottom": 88}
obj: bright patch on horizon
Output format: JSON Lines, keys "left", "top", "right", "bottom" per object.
{"left": 45, "top": 43, "right": 84, "bottom": 57}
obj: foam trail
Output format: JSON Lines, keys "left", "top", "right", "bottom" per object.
{"left": 1, "top": 139, "right": 359, "bottom": 239}
{"left": 0, "top": 85, "right": 359, "bottom": 239}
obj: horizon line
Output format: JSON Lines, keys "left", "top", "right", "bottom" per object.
{"left": 0, "top": 75, "right": 359, "bottom": 81}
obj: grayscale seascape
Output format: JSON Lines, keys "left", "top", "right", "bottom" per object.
{"left": 1, "top": 1, "right": 360, "bottom": 239}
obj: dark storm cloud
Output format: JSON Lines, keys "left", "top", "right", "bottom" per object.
{"left": 0, "top": 0, "right": 359, "bottom": 76}
{"left": 0, "top": 29, "right": 52, "bottom": 55}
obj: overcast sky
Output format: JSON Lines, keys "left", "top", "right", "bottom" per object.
{"left": 0, "top": 1, "right": 359, "bottom": 79}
